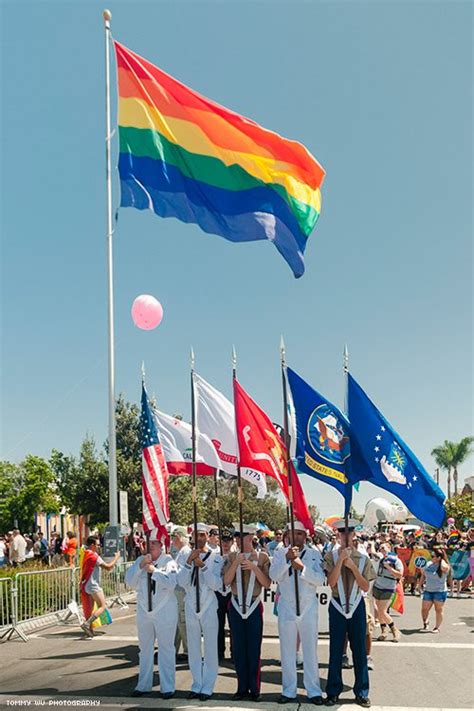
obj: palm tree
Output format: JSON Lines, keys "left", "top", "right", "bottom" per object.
{"left": 431, "top": 441, "right": 453, "bottom": 498}
{"left": 432, "top": 437, "right": 474, "bottom": 497}
{"left": 449, "top": 437, "right": 474, "bottom": 495}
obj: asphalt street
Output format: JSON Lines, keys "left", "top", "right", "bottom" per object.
{"left": 0, "top": 594, "right": 472, "bottom": 711}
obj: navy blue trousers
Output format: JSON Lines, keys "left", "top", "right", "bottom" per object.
{"left": 216, "top": 590, "right": 232, "bottom": 659}
{"left": 326, "top": 598, "right": 369, "bottom": 698}
{"left": 228, "top": 601, "right": 263, "bottom": 695}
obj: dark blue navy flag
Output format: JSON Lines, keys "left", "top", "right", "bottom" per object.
{"left": 348, "top": 374, "right": 445, "bottom": 528}
{"left": 287, "top": 367, "right": 356, "bottom": 515}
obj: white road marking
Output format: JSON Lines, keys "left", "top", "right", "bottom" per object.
{"left": 27, "top": 631, "right": 474, "bottom": 650}
{"left": 0, "top": 699, "right": 470, "bottom": 711}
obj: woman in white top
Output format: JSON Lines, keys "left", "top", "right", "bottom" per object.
{"left": 420, "top": 547, "right": 450, "bottom": 633}
{"left": 372, "top": 544, "right": 404, "bottom": 642}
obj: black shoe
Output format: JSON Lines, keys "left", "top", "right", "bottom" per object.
{"left": 131, "top": 690, "right": 147, "bottom": 697}
{"left": 177, "top": 653, "right": 188, "bottom": 662}
{"left": 309, "top": 697, "right": 324, "bottom": 706}
{"left": 200, "top": 694, "right": 212, "bottom": 701}
{"left": 325, "top": 696, "right": 339, "bottom": 706}
{"left": 278, "top": 696, "right": 296, "bottom": 704}
{"left": 232, "top": 692, "right": 247, "bottom": 700}
{"left": 355, "top": 697, "right": 371, "bottom": 708}
{"left": 249, "top": 692, "right": 261, "bottom": 702}
{"left": 187, "top": 691, "right": 200, "bottom": 699}
{"left": 161, "top": 692, "right": 175, "bottom": 700}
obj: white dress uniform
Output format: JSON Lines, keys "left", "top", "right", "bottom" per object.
{"left": 176, "top": 547, "right": 223, "bottom": 696}
{"left": 125, "top": 553, "right": 178, "bottom": 693}
{"left": 174, "top": 543, "right": 192, "bottom": 654}
{"left": 270, "top": 542, "right": 325, "bottom": 699}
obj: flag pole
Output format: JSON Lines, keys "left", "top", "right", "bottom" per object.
{"left": 190, "top": 347, "right": 200, "bottom": 613}
{"left": 213, "top": 471, "right": 223, "bottom": 556}
{"left": 232, "top": 346, "right": 246, "bottom": 615}
{"left": 141, "top": 363, "right": 153, "bottom": 612}
{"left": 103, "top": 9, "right": 118, "bottom": 526}
{"left": 280, "top": 337, "right": 301, "bottom": 617}
{"left": 343, "top": 343, "right": 350, "bottom": 614}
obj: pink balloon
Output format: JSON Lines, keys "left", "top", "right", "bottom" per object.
{"left": 447, "top": 517, "right": 455, "bottom": 526}
{"left": 131, "top": 295, "right": 163, "bottom": 330}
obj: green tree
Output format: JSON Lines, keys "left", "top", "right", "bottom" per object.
{"left": 431, "top": 440, "right": 453, "bottom": 498}
{"left": 50, "top": 437, "right": 109, "bottom": 527}
{"left": 168, "top": 475, "right": 288, "bottom": 530}
{"left": 49, "top": 449, "right": 78, "bottom": 512}
{"left": 445, "top": 493, "right": 474, "bottom": 529}
{"left": 432, "top": 437, "right": 473, "bottom": 497}
{"left": 103, "top": 395, "right": 142, "bottom": 525}
{"left": 448, "top": 437, "right": 474, "bottom": 496}
{"left": 0, "top": 461, "right": 21, "bottom": 530}
{"left": 0, "top": 456, "right": 60, "bottom": 531}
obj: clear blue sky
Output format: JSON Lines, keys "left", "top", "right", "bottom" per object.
{"left": 1, "top": 0, "right": 472, "bottom": 518}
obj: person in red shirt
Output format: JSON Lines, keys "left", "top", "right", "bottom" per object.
{"left": 64, "top": 531, "right": 77, "bottom": 566}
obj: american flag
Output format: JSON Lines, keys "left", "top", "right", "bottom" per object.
{"left": 140, "top": 383, "right": 169, "bottom": 534}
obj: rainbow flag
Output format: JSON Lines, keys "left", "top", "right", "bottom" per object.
{"left": 390, "top": 581, "right": 405, "bottom": 615}
{"left": 92, "top": 608, "right": 113, "bottom": 629}
{"left": 114, "top": 42, "right": 325, "bottom": 278}
{"left": 447, "top": 529, "right": 461, "bottom": 546}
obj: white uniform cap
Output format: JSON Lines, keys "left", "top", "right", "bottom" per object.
{"left": 232, "top": 523, "right": 257, "bottom": 536}
{"left": 285, "top": 520, "right": 308, "bottom": 534}
{"left": 332, "top": 518, "right": 359, "bottom": 531}
{"left": 189, "top": 522, "right": 209, "bottom": 533}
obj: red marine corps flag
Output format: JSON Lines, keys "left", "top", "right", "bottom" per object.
{"left": 140, "top": 382, "right": 169, "bottom": 536}
{"left": 233, "top": 378, "right": 314, "bottom": 534}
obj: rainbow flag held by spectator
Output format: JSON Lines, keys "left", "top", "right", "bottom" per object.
{"left": 92, "top": 608, "right": 113, "bottom": 629}
{"left": 447, "top": 529, "right": 461, "bottom": 546}
{"left": 390, "top": 581, "right": 405, "bottom": 614}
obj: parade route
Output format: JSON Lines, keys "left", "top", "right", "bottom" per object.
{"left": 1, "top": 596, "right": 472, "bottom": 710}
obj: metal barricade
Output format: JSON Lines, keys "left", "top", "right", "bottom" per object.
{"left": 0, "top": 577, "right": 13, "bottom": 640}
{"left": 1, "top": 576, "right": 28, "bottom": 642}
{"left": 0, "top": 561, "right": 137, "bottom": 643}
{"left": 116, "top": 561, "right": 134, "bottom": 595}
{"left": 15, "top": 567, "right": 74, "bottom": 626}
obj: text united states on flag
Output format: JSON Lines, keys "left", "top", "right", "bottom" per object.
{"left": 140, "top": 384, "right": 169, "bottom": 534}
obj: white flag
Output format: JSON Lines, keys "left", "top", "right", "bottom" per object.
{"left": 153, "top": 408, "right": 220, "bottom": 476}
{"left": 193, "top": 372, "right": 267, "bottom": 499}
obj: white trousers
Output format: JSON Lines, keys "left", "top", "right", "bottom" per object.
{"left": 135, "top": 606, "right": 177, "bottom": 693}
{"left": 278, "top": 601, "right": 321, "bottom": 699}
{"left": 174, "top": 588, "right": 188, "bottom": 653}
{"left": 185, "top": 602, "right": 219, "bottom": 695}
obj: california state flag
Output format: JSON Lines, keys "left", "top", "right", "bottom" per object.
{"left": 153, "top": 408, "right": 219, "bottom": 476}
{"left": 193, "top": 372, "right": 267, "bottom": 499}
{"left": 234, "top": 378, "right": 314, "bottom": 534}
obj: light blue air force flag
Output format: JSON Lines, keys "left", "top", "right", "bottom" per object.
{"left": 287, "top": 367, "right": 357, "bottom": 516}
{"left": 348, "top": 374, "right": 446, "bottom": 528}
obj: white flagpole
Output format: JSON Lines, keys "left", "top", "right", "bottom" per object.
{"left": 343, "top": 344, "right": 349, "bottom": 416}
{"left": 280, "top": 337, "right": 301, "bottom": 617}
{"left": 343, "top": 343, "right": 350, "bottom": 613}
{"left": 104, "top": 9, "right": 118, "bottom": 525}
